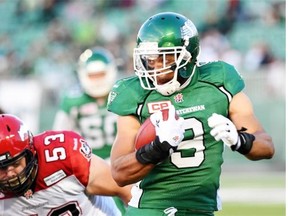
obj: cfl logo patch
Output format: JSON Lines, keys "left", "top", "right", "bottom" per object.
{"left": 147, "top": 101, "right": 172, "bottom": 114}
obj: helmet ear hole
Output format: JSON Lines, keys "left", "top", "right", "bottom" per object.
{"left": 178, "top": 62, "right": 194, "bottom": 80}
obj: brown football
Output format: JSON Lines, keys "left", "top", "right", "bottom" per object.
{"left": 134, "top": 109, "right": 178, "bottom": 150}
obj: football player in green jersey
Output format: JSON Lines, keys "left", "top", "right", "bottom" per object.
{"left": 107, "top": 12, "right": 275, "bottom": 216}
{"left": 53, "top": 47, "right": 118, "bottom": 160}
{"left": 53, "top": 47, "right": 128, "bottom": 214}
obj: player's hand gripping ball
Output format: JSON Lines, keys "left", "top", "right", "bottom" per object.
{"left": 135, "top": 108, "right": 180, "bottom": 150}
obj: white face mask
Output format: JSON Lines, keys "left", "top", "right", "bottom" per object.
{"left": 133, "top": 43, "right": 192, "bottom": 96}
{"left": 78, "top": 61, "right": 117, "bottom": 98}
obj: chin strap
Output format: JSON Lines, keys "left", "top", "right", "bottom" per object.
{"left": 156, "top": 62, "right": 197, "bottom": 96}
{"left": 156, "top": 81, "right": 180, "bottom": 96}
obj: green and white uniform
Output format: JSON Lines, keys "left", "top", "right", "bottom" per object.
{"left": 54, "top": 85, "right": 117, "bottom": 160}
{"left": 107, "top": 61, "right": 244, "bottom": 214}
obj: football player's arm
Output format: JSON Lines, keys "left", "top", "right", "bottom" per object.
{"left": 53, "top": 110, "right": 75, "bottom": 130}
{"left": 85, "top": 154, "right": 132, "bottom": 205}
{"left": 229, "top": 91, "right": 275, "bottom": 160}
{"left": 110, "top": 115, "right": 155, "bottom": 187}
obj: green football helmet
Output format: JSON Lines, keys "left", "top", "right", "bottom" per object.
{"left": 78, "top": 47, "right": 117, "bottom": 97}
{"left": 133, "top": 12, "right": 200, "bottom": 95}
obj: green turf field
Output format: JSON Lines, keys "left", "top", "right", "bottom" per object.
{"left": 215, "top": 171, "right": 285, "bottom": 216}
{"left": 215, "top": 203, "right": 285, "bottom": 216}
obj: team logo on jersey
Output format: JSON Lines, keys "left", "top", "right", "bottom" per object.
{"left": 174, "top": 93, "right": 183, "bottom": 103}
{"left": 23, "top": 189, "right": 33, "bottom": 199}
{"left": 107, "top": 91, "right": 117, "bottom": 106}
{"left": 147, "top": 101, "right": 172, "bottom": 113}
{"left": 177, "top": 105, "right": 206, "bottom": 115}
{"left": 80, "top": 139, "right": 92, "bottom": 161}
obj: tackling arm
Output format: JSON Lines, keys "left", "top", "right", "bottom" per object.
{"left": 86, "top": 154, "right": 132, "bottom": 205}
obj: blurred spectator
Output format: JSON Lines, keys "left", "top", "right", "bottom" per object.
{"left": 262, "top": 1, "right": 286, "bottom": 26}
{"left": 199, "top": 28, "right": 230, "bottom": 62}
{"left": 243, "top": 42, "right": 275, "bottom": 71}
{"left": 0, "top": 0, "right": 284, "bottom": 118}
{"left": 0, "top": 0, "right": 283, "bottom": 80}
{"left": 217, "top": 0, "right": 243, "bottom": 34}
{"left": 266, "top": 60, "right": 285, "bottom": 98}
{"left": 220, "top": 45, "right": 243, "bottom": 70}
{"left": 108, "top": 0, "right": 136, "bottom": 8}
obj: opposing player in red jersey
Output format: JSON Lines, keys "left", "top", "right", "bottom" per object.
{"left": 0, "top": 114, "right": 131, "bottom": 215}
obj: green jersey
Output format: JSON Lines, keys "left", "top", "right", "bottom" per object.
{"left": 107, "top": 61, "right": 244, "bottom": 212}
{"left": 54, "top": 86, "right": 117, "bottom": 159}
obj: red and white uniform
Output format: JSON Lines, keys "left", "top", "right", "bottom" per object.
{"left": 0, "top": 130, "right": 121, "bottom": 216}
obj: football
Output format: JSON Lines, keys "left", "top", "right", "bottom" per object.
{"left": 135, "top": 116, "right": 156, "bottom": 150}
{"left": 134, "top": 108, "right": 179, "bottom": 150}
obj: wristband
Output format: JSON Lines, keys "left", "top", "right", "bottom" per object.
{"left": 136, "top": 136, "right": 174, "bottom": 164}
{"left": 231, "top": 131, "right": 255, "bottom": 155}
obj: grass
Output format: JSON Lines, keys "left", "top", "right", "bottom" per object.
{"left": 215, "top": 203, "right": 285, "bottom": 216}
{"left": 215, "top": 171, "right": 285, "bottom": 216}
{"left": 220, "top": 172, "right": 285, "bottom": 188}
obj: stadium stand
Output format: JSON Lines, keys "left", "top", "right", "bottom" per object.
{"left": 0, "top": 0, "right": 285, "bottom": 170}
